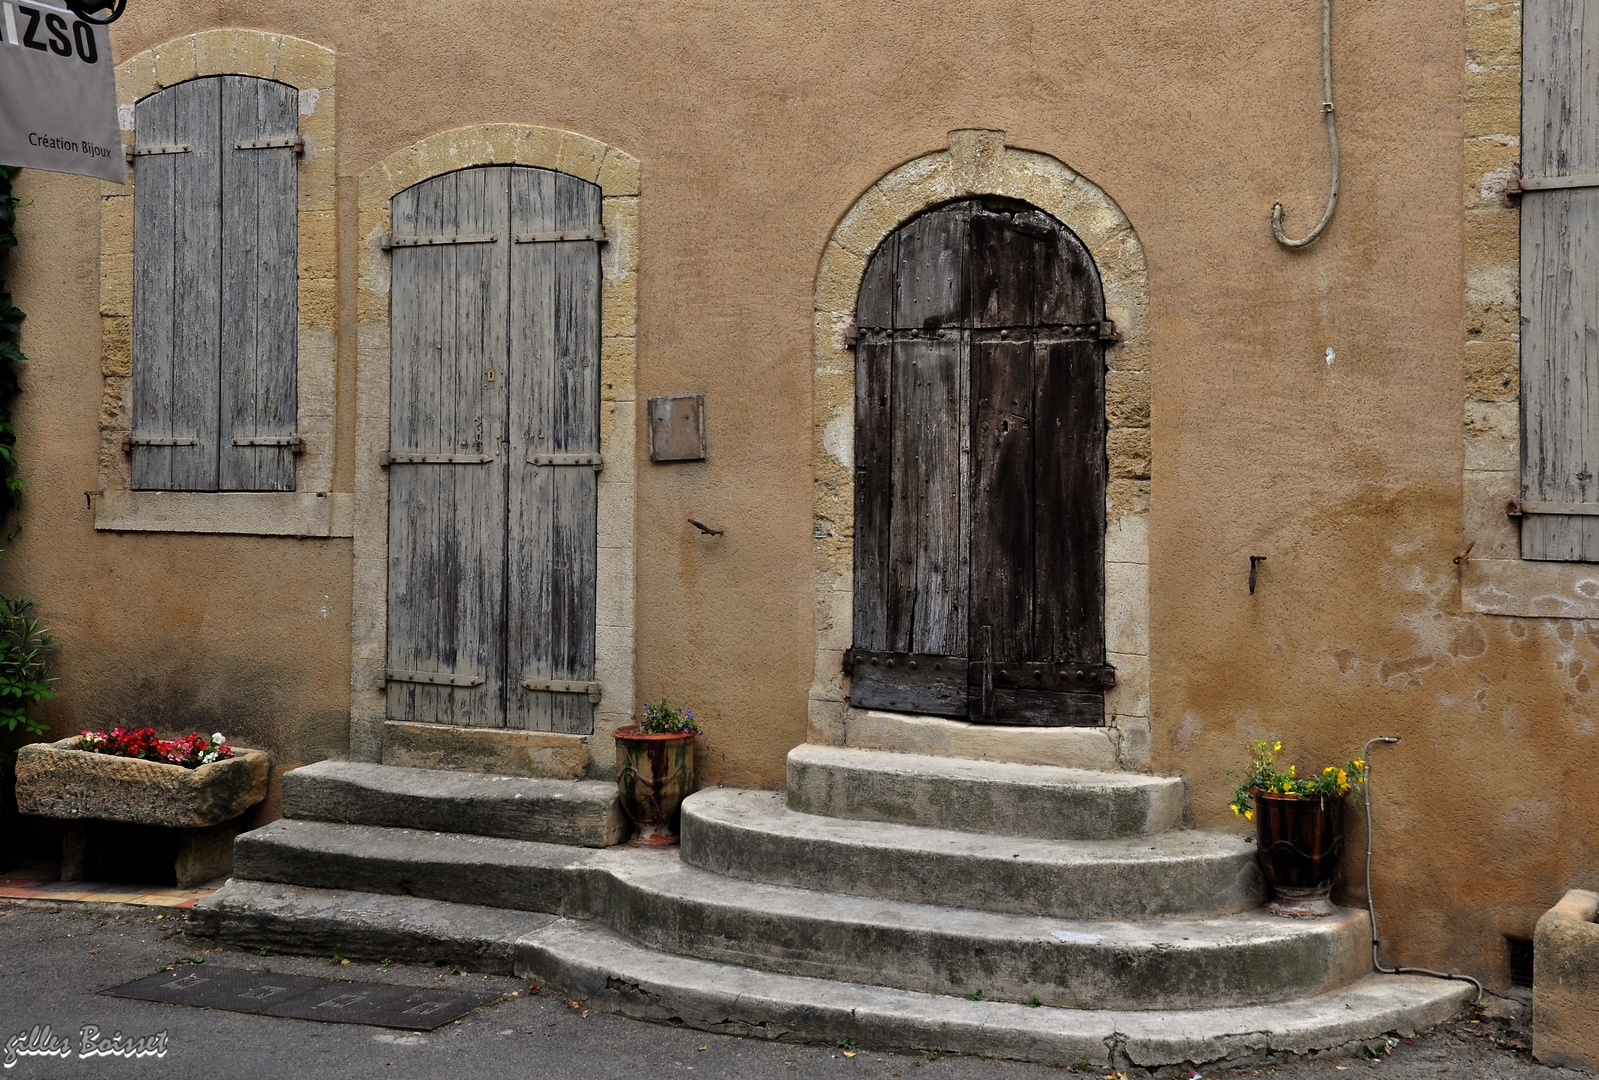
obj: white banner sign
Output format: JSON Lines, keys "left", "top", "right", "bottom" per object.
{"left": 0, "top": 1, "right": 121, "bottom": 183}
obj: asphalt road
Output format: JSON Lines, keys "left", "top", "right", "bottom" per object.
{"left": 0, "top": 902, "right": 1583, "bottom": 1080}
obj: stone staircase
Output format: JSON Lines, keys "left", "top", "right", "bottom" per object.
{"left": 191, "top": 741, "right": 1470, "bottom": 1070}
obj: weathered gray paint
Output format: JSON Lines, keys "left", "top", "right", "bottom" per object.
{"left": 1521, "top": 0, "right": 1599, "bottom": 559}
{"left": 387, "top": 166, "right": 601, "bottom": 733}
{"left": 131, "top": 75, "right": 298, "bottom": 492}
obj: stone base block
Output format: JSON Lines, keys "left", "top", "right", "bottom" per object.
{"left": 382, "top": 721, "right": 589, "bottom": 779}
{"left": 1534, "top": 888, "right": 1599, "bottom": 1069}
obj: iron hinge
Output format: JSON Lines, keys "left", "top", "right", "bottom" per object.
{"left": 521, "top": 678, "right": 603, "bottom": 703}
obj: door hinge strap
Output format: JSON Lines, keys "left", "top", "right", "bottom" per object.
{"left": 123, "top": 435, "right": 199, "bottom": 448}
{"left": 235, "top": 136, "right": 304, "bottom": 152}
{"left": 522, "top": 679, "right": 603, "bottom": 703}
{"left": 380, "top": 233, "right": 499, "bottom": 249}
{"left": 1512, "top": 173, "right": 1599, "bottom": 194}
{"left": 379, "top": 450, "right": 496, "bottom": 466}
{"left": 126, "top": 143, "right": 191, "bottom": 161}
{"left": 383, "top": 669, "right": 485, "bottom": 688}
{"left": 233, "top": 436, "right": 305, "bottom": 451}
{"left": 514, "top": 230, "right": 607, "bottom": 244}
{"left": 527, "top": 452, "right": 603, "bottom": 469}
{"left": 1508, "top": 500, "right": 1599, "bottom": 517}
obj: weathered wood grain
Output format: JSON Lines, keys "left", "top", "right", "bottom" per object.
{"left": 1033, "top": 336, "right": 1105, "bottom": 662}
{"left": 131, "top": 84, "right": 180, "bottom": 491}
{"left": 219, "top": 76, "right": 298, "bottom": 492}
{"left": 845, "top": 651, "right": 968, "bottom": 717}
{"left": 1522, "top": 0, "right": 1599, "bottom": 559}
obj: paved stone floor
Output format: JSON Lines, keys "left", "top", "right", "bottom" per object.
{"left": 0, "top": 901, "right": 1587, "bottom": 1080}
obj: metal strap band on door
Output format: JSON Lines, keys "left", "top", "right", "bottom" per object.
{"left": 125, "top": 435, "right": 198, "bottom": 447}
{"left": 1512, "top": 501, "right": 1599, "bottom": 516}
{"left": 514, "top": 230, "right": 608, "bottom": 244}
{"left": 380, "top": 233, "right": 499, "bottom": 249}
{"left": 1516, "top": 175, "right": 1599, "bottom": 193}
{"left": 526, "top": 452, "right": 603, "bottom": 469}
{"left": 522, "top": 679, "right": 603, "bottom": 703}
{"left": 233, "top": 436, "right": 304, "bottom": 450}
{"left": 383, "top": 669, "right": 485, "bottom": 688}
{"left": 235, "top": 136, "right": 304, "bottom": 152}
{"left": 379, "top": 450, "right": 496, "bottom": 466}
{"left": 127, "top": 144, "right": 191, "bottom": 161}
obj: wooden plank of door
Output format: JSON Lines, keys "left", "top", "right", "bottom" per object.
{"left": 846, "top": 651, "right": 968, "bottom": 717}
{"left": 851, "top": 243, "right": 895, "bottom": 654}
{"left": 169, "top": 77, "right": 223, "bottom": 491}
{"left": 968, "top": 333, "right": 1036, "bottom": 693}
{"left": 893, "top": 203, "right": 967, "bottom": 328}
{"left": 1034, "top": 212, "right": 1103, "bottom": 326}
{"left": 984, "top": 688, "right": 1104, "bottom": 727}
{"left": 1033, "top": 335, "right": 1106, "bottom": 663}
{"left": 969, "top": 211, "right": 1036, "bottom": 327}
{"left": 131, "top": 86, "right": 179, "bottom": 491}
{"left": 386, "top": 168, "right": 510, "bottom": 728}
{"left": 508, "top": 167, "right": 603, "bottom": 734}
{"left": 219, "top": 76, "right": 298, "bottom": 492}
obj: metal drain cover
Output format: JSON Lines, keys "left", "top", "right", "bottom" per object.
{"left": 104, "top": 966, "right": 504, "bottom": 1030}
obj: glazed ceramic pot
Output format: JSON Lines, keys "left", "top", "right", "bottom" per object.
{"left": 612, "top": 725, "right": 696, "bottom": 845}
{"left": 1253, "top": 789, "right": 1345, "bottom": 917}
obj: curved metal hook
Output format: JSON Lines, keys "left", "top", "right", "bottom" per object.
{"left": 1272, "top": 0, "right": 1340, "bottom": 248}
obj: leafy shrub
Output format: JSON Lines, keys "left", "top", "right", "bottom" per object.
{"left": 638, "top": 697, "right": 701, "bottom": 735}
{"left": 0, "top": 594, "right": 53, "bottom": 737}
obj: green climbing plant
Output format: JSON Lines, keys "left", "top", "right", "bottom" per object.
{"left": 0, "top": 168, "right": 55, "bottom": 747}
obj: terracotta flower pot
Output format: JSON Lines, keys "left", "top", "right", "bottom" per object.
{"left": 612, "top": 725, "right": 696, "bottom": 846}
{"left": 1254, "top": 789, "right": 1345, "bottom": 918}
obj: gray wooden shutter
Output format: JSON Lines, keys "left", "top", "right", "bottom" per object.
{"left": 1521, "top": 0, "right": 1599, "bottom": 559}
{"left": 130, "top": 75, "right": 297, "bottom": 493}
{"left": 385, "top": 168, "right": 511, "bottom": 728}
{"left": 507, "top": 168, "right": 602, "bottom": 734}
{"left": 218, "top": 76, "right": 298, "bottom": 491}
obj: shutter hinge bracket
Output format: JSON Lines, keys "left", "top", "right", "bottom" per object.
{"left": 125, "top": 143, "right": 191, "bottom": 163}
{"left": 382, "top": 669, "right": 486, "bottom": 689}
{"left": 379, "top": 450, "right": 497, "bottom": 467}
{"left": 514, "top": 230, "right": 608, "bottom": 244}
{"left": 235, "top": 136, "right": 305, "bottom": 153}
{"left": 526, "top": 452, "right": 603, "bottom": 470}
{"left": 1098, "top": 320, "right": 1120, "bottom": 343}
{"left": 380, "top": 233, "right": 499, "bottom": 250}
{"left": 521, "top": 679, "right": 603, "bottom": 704}
{"left": 233, "top": 435, "right": 305, "bottom": 452}
{"left": 122, "top": 434, "right": 199, "bottom": 452}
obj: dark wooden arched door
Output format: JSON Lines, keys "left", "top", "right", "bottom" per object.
{"left": 846, "top": 199, "right": 1114, "bottom": 726}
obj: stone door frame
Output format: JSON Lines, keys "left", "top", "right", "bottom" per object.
{"left": 808, "top": 130, "right": 1153, "bottom": 767}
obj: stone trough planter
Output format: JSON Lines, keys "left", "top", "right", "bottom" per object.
{"left": 1534, "top": 888, "right": 1599, "bottom": 1070}
{"left": 14, "top": 737, "right": 270, "bottom": 887}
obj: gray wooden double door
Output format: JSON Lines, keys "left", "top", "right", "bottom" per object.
{"left": 386, "top": 166, "right": 601, "bottom": 734}
{"left": 847, "top": 199, "right": 1113, "bottom": 726}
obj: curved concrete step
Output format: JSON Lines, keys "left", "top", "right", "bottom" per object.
{"left": 787, "top": 744, "right": 1185, "bottom": 840}
{"left": 281, "top": 760, "right": 626, "bottom": 847}
{"left": 191, "top": 879, "right": 1473, "bottom": 1070}
{"left": 680, "top": 788, "right": 1263, "bottom": 919}
{"left": 233, "top": 819, "right": 1367, "bottom": 1010}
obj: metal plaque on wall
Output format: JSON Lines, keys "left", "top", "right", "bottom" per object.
{"left": 0, "top": 1, "right": 122, "bottom": 183}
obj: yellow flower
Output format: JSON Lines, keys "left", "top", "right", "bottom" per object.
{"left": 1231, "top": 805, "right": 1241, "bottom": 816}
{"left": 1244, "top": 810, "right": 1253, "bottom": 821}
{"left": 1273, "top": 741, "right": 1283, "bottom": 752}
{"left": 1337, "top": 769, "right": 1347, "bottom": 786}
{"left": 1288, "top": 764, "right": 1296, "bottom": 778}
{"left": 1323, "top": 766, "right": 1336, "bottom": 776}
{"left": 1354, "top": 759, "right": 1365, "bottom": 770}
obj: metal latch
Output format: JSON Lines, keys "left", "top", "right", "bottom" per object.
{"left": 1098, "top": 320, "right": 1120, "bottom": 343}
{"left": 382, "top": 669, "right": 486, "bottom": 689}
{"left": 521, "top": 678, "right": 603, "bottom": 703}
{"left": 526, "top": 452, "right": 603, "bottom": 470}
{"left": 1506, "top": 500, "right": 1599, "bottom": 517}
{"left": 380, "top": 233, "right": 499, "bottom": 249}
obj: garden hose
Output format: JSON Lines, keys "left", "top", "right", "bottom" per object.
{"left": 1362, "top": 736, "right": 1486, "bottom": 1004}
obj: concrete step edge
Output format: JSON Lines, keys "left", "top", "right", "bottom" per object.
{"left": 679, "top": 788, "right": 1264, "bottom": 918}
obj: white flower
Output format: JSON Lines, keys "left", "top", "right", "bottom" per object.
{"left": 211, "top": 732, "right": 225, "bottom": 744}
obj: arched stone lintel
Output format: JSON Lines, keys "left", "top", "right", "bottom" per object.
{"left": 808, "top": 130, "right": 1153, "bottom": 768}
{"left": 348, "top": 125, "right": 640, "bottom": 771}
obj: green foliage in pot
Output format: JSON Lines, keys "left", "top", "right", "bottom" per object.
{"left": 637, "top": 697, "right": 702, "bottom": 736}
{"left": 0, "top": 594, "right": 54, "bottom": 738}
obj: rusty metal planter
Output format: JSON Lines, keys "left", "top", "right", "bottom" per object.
{"left": 1253, "top": 789, "right": 1345, "bottom": 918}
{"left": 612, "top": 725, "right": 696, "bottom": 846}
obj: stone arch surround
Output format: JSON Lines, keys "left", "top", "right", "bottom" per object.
{"left": 349, "top": 125, "right": 640, "bottom": 771}
{"left": 808, "top": 129, "right": 1153, "bottom": 768}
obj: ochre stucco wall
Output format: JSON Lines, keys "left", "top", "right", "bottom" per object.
{"left": 1, "top": 0, "right": 1589, "bottom": 990}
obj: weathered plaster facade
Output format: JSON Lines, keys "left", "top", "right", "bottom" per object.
{"left": 807, "top": 130, "right": 1152, "bottom": 768}
{"left": 1, "top": 0, "right": 1596, "bottom": 991}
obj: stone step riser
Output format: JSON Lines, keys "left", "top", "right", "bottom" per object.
{"left": 191, "top": 881, "right": 1474, "bottom": 1071}
{"left": 280, "top": 761, "right": 627, "bottom": 848}
{"left": 678, "top": 795, "right": 1265, "bottom": 919}
{"left": 233, "top": 823, "right": 1367, "bottom": 1011}
{"left": 786, "top": 746, "right": 1185, "bottom": 841}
